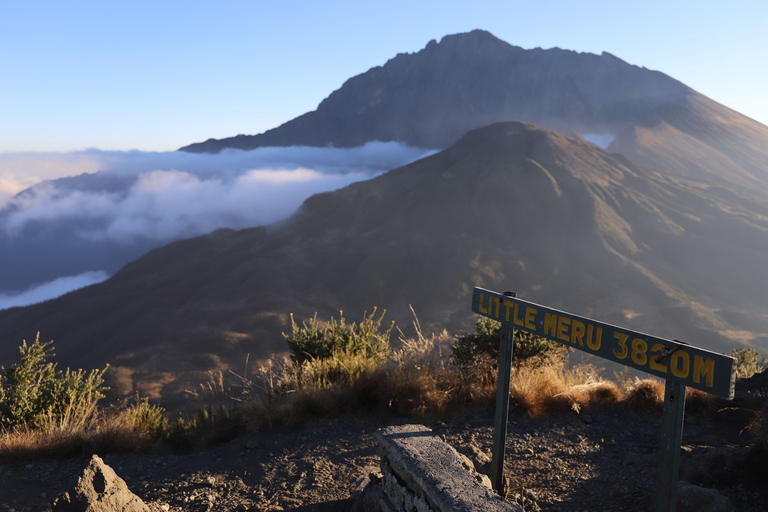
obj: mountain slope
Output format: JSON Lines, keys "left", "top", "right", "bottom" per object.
{"left": 2, "top": 123, "right": 767, "bottom": 393}
{"left": 180, "top": 30, "right": 688, "bottom": 152}
{"left": 610, "top": 92, "right": 768, "bottom": 189}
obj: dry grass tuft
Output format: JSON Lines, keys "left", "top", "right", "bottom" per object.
{"left": 367, "top": 328, "right": 457, "bottom": 415}
{"left": 0, "top": 396, "right": 166, "bottom": 462}
{"left": 226, "top": 315, "right": 627, "bottom": 425}
{"left": 559, "top": 382, "right": 623, "bottom": 409}
{"left": 623, "top": 378, "right": 665, "bottom": 411}
{"left": 685, "top": 388, "right": 718, "bottom": 417}
{"left": 509, "top": 364, "right": 620, "bottom": 416}
{"left": 235, "top": 326, "right": 460, "bottom": 424}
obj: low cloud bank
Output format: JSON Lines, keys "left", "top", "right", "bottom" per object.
{"left": 0, "top": 271, "right": 109, "bottom": 310}
{"left": 4, "top": 167, "right": 367, "bottom": 241}
{"left": 0, "top": 142, "right": 434, "bottom": 298}
{"left": 1, "top": 142, "right": 433, "bottom": 241}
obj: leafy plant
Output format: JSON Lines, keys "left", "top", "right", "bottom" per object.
{"left": 123, "top": 396, "right": 166, "bottom": 437}
{"left": 283, "top": 308, "right": 392, "bottom": 365}
{"left": 731, "top": 348, "right": 766, "bottom": 379}
{"left": 0, "top": 334, "right": 108, "bottom": 430}
{"left": 452, "top": 317, "right": 570, "bottom": 373}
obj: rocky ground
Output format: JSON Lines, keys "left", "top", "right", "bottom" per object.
{"left": 1, "top": 403, "right": 766, "bottom": 511}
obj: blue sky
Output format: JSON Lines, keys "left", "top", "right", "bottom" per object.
{"left": 1, "top": 0, "right": 767, "bottom": 152}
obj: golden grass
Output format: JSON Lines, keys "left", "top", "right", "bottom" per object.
{"left": 619, "top": 378, "right": 720, "bottom": 417}
{"left": 234, "top": 328, "right": 460, "bottom": 426}
{"left": 623, "top": 378, "right": 665, "bottom": 411}
{"left": 0, "top": 397, "right": 164, "bottom": 462}
{"left": 509, "top": 364, "right": 621, "bottom": 416}
{"left": 3, "top": 317, "right": 746, "bottom": 460}
{"left": 229, "top": 326, "right": 625, "bottom": 423}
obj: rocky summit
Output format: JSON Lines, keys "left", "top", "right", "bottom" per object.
{"left": 180, "top": 30, "right": 689, "bottom": 152}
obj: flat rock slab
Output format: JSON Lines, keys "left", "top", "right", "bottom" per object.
{"left": 375, "top": 424, "right": 521, "bottom": 512}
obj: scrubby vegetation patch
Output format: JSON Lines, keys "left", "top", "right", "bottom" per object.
{"left": 0, "top": 334, "right": 108, "bottom": 431}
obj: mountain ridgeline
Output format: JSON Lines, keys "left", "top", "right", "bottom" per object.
{"left": 3, "top": 123, "right": 768, "bottom": 396}
{"left": 180, "top": 30, "right": 689, "bottom": 152}
{"left": 181, "top": 30, "right": 768, "bottom": 198}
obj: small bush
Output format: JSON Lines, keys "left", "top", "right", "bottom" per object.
{"left": 0, "top": 335, "right": 108, "bottom": 430}
{"left": 732, "top": 348, "right": 766, "bottom": 379}
{"left": 452, "top": 317, "right": 570, "bottom": 372}
{"left": 283, "top": 308, "right": 392, "bottom": 365}
{"left": 121, "top": 397, "right": 166, "bottom": 437}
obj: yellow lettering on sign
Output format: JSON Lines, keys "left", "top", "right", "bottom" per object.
{"left": 670, "top": 351, "right": 690, "bottom": 379}
{"left": 693, "top": 355, "right": 715, "bottom": 388}
{"left": 524, "top": 307, "right": 537, "bottom": 330}
{"left": 587, "top": 324, "right": 603, "bottom": 350}
{"left": 493, "top": 298, "right": 501, "bottom": 318}
{"left": 557, "top": 316, "right": 571, "bottom": 342}
{"left": 503, "top": 300, "right": 514, "bottom": 322}
{"left": 631, "top": 338, "right": 648, "bottom": 366}
{"left": 571, "top": 320, "right": 585, "bottom": 347}
{"left": 587, "top": 326, "right": 602, "bottom": 351}
{"left": 513, "top": 303, "right": 525, "bottom": 327}
{"left": 648, "top": 344, "right": 668, "bottom": 373}
{"left": 544, "top": 313, "right": 558, "bottom": 337}
{"left": 613, "top": 332, "right": 629, "bottom": 359}
{"left": 478, "top": 293, "right": 488, "bottom": 314}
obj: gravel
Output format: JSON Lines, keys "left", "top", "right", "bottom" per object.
{"left": 1, "top": 404, "right": 765, "bottom": 511}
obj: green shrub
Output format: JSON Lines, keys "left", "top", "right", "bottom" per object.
{"left": 452, "top": 317, "right": 570, "bottom": 372}
{"left": 731, "top": 348, "right": 766, "bottom": 379}
{"left": 283, "top": 308, "right": 392, "bottom": 365}
{"left": 0, "top": 334, "right": 108, "bottom": 430}
{"left": 125, "top": 397, "right": 166, "bottom": 437}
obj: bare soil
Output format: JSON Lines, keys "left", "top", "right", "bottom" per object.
{"left": 1, "top": 405, "right": 766, "bottom": 511}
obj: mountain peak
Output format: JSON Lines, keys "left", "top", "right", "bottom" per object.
{"left": 437, "top": 28, "right": 506, "bottom": 45}
{"left": 431, "top": 121, "right": 643, "bottom": 188}
{"left": 179, "top": 31, "right": 687, "bottom": 153}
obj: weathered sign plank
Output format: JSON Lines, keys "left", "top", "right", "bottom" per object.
{"left": 471, "top": 287, "right": 736, "bottom": 399}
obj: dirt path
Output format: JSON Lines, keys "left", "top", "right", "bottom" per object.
{"left": 1, "top": 405, "right": 765, "bottom": 511}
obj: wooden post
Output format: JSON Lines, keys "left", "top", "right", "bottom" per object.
{"left": 654, "top": 379, "right": 687, "bottom": 512}
{"left": 490, "top": 322, "right": 515, "bottom": 493}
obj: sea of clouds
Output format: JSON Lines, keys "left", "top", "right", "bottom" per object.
{"left": 0, "top": 143, "right": 434, "bottom": 308}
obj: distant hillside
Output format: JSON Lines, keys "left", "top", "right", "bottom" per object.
{"left": 179, "top": 30, "right": 688, "bottom": 152}
{"left": 3, "top": 123, "right": 768, "bottom": 398}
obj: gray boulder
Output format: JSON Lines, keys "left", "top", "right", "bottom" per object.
{"left": 676, "top": 481, "right": 735, "bottom": 512}
{"left": 52, "top": 454, "right": 150, "bottom": 512}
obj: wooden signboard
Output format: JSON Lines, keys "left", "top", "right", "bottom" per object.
{"left": 472, "top": 288, "right": 735, "bottom": 398}
{"left": 471, "top": 287, "right": 736, "bottom": 512}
